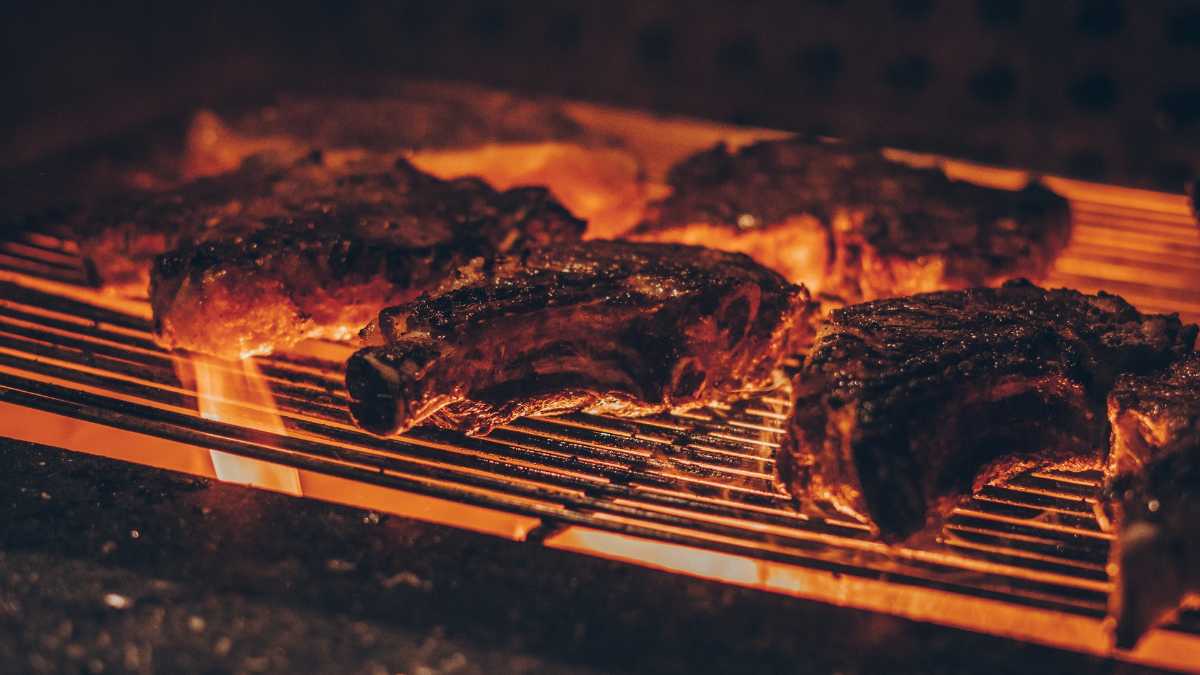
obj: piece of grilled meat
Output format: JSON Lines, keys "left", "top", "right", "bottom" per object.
{"left": 346, "top": 241, "right": 815, "bottom": 436}
{"left": 628, "top": 139, "right": 1072, "bottom": 301}
{"left": 1102, "top": 353, "right": 1200, "bottom": 648}
{"left": 148, "top": 154, "right": 584, "bottom": 359}
{"left": 779, "top": 280, "right": 1197, "bottom": 542}
{"left": 181, "top": 90, "right": 646, "bottom": 237}
{"left": 1107, "top": 352, "right": 1200, "bottom": 480}
{"left": 73, "top": 154, "right": 328, "bottom": 297}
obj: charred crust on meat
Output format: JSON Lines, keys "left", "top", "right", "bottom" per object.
{"left": 1107, "top": 352, "right": 1200, "bottom": 481}
{"left": 134, "top": 154, "right": 583, "bottom": 358}
{"left": 780, "top": 280, "right": 1197, "bottom": 543}
{"left": 1104, "top": 444, "right": 1200, "bottom": 650}
{"left": 1102, "top": 353, "right": 1200, "bottom": 648}
{"left": 630, "top": 138, "right": 1072, "bottom": 300}
{"left": 73, "top": 85, "right": 596, "bottom": 297}
{"left": 345, "top": 241, "right": 816, "bottom": 436}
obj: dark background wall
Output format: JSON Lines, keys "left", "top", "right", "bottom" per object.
{"left": 4, "top": 0, "right": 1200, "bottom": 191}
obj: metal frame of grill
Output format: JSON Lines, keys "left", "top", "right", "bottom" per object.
{"left": 1, "top": 104, "right": 1198, "bottom": 672}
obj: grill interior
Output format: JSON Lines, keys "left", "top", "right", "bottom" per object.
{"left": 1, "top": 108, "right": 1198, "bottom": 672}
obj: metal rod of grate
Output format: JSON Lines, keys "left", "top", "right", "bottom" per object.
{"left": 0, "top": 192, "right": 1198, "bottom": 672}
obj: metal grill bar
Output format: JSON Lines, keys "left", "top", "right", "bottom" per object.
{"left": 1, "top": 144, "right": 1199, "bottom": 670}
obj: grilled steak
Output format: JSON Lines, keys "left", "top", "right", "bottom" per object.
{"left": 1107, "top": 352, "right": 1200, "bottom": 480}
{"left": 346, "top": 241, "right": 815, "bottom": 436}
{"left": 779, "top": 280, "right": 1197, "bottom": 542}
{"left": 183, "top": 93, "right": 646, "bottom": 237}
{"left": 148, "top": 154, "right": 584, "bottom": 359}
{"left": 66, "top": 88, "right": 634, "bottom": 297}
{"left": 628, "top": 139, "right": 1072, "bottom": 301}
{"left": 1103, "top": 353, "right": 1200, "bottom": 648}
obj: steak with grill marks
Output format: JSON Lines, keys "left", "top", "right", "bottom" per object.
{"left": 1102, "top": 353, "right": 1200, "bottom": 648}
{"left": 146, "top": 153, "right": 584, "bottom": 359}
{"left": 345, "top": 241, "right": 815, "bottom": 436}
{"left": 628, "top": 139, "right": 1072, "bottom": 301}
{"left": 779, "top": 280, "right": 1197, "bottom": 543}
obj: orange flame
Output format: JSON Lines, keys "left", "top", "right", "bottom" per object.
{"left": 408, "top": 142, "right": 651, "bottom": 238}
{"left": 188, "top": 355, "right": 302, "bottom": 496}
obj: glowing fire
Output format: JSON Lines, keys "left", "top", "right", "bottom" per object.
{"left": 188, "top": 355, "right": 302, "bottom": 496}
{"left": 408, "top": 142, "right": 651, "bottom": 238}
{"left": 0, "top": 95, "right": 1196, "bottom": 673}
{"left": 181, "top": 110, "right": 652, "bottom": 239}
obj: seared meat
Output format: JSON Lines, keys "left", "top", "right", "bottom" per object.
{"left": 72, "top": 154, "right": 325, "bottom": 296}
{"left": 346, "top": 241, "right": 815, "bottom": 436}
{"left": 628, "top": 139, "right": 1071, "bottom": 301}
{"left": 68, "top": 88, "right": 634, "bottom": 297}
{"left": 1105, "top": 446, "right": 1200, "bottom": 650}
{"left": 182, "top": 93, "right": 646, "bottom": 237}
{"left": 1107, "top": 352, "right": 1200, "bottom": 480}
{"left": 148, "top": 154, "right": 584, "bottom": 359}
{"left": 1103, "top": 353, "right": 1200, "bottom": 648}
{"left": 779, "top": 280, "right": 1197, "bottom": 542}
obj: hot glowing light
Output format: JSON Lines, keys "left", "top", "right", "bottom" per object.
{"left": 189, "top": 355, "right": 303, "bottom": 496}
{"left": 181, "top": 108, "right": 652, "bottom": 239}
{"left": 409, "top": 142, "right": 649, "bottom": 238}
{"left": 0, "top": 98, "right": 1197, "bottom": 672}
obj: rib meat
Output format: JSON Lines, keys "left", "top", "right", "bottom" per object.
{"left": 147, "top": 154, "right": 584, "bottom": 359}
{"left": 1103, "top": 353, "right": 1200, "bottom": 648}
{"left": 780, "top": 280, "right": 1197, "bottom": 542}
{"left": 628, "top": 139, "right": 1072, "bottom": 301}
{"left": 346, "top": 241, "right": 815, "bottom": 436}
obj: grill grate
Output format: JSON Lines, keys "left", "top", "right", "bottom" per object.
{"left": 2, "top": 139, "right": 1199, "bottom": 671}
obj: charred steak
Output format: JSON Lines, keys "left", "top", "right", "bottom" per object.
{"left": 148, "top": 154, "right": 584, "bottom": 359}
{"left": 182, "top": 93, "right": 645, "bottom": 237}
{"left": 1103, "top": 353, "right": 1200, "bottom": 648}
{"left": 1107, "top": 352, "right": 1200, "bottom": 480}
{"left": 346, "top": 241, "right": 815, "bottom": 436}
{"left": 628, "top": 139, "right": 1071, "bottom": 301}
{"left": 779, "top": 280, "right": 1197, "bottom": 542}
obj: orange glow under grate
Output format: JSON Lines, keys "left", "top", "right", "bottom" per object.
{"left": 0, "top": 105, "right": 1198, "bottom": 672}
